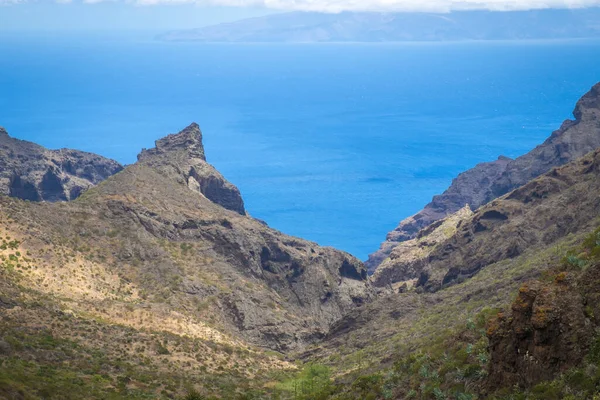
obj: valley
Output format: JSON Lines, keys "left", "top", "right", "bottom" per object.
{"left": 1, "top": 83, "right": 600, "bottom": 399}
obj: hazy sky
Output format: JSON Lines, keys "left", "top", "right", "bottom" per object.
{"left": 1, "top": 0, "right": 600, "bottom": 31}
{"left": 0, "top": 2, "right": 274, "bottom": 31}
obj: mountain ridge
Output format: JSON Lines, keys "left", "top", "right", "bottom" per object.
{"left": 0, "top": 123, "right": 373, "bottom": 355}
{"left": 0, "top": 127, "right": 123, "bottom": 202}
{"left": 159, "top": 9, "right": 600, "bottom": 43}
{"left": 367, "top": 81, "right": 600, "bottom": 274}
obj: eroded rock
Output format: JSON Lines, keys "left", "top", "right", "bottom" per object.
{"left": 0, "top": 127, "right": 123, "bottom": 202}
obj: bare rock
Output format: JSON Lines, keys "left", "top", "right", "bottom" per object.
{"left": 371, "top": 205, "right": 473, "bottom": 287}
{"left": 138, "top": 123, "right": 245, "bottom": 215}
{"left": 16, "top": 123, "right": 373, "bottom": 351}
{"left": 415, "top": 148, "right": 600, "bottom": 292}
{"left": 0, "top": 127, "right": 123, "bottom": 202}
{"left": 486, "top": 268, "right": 597, "bottom": 390}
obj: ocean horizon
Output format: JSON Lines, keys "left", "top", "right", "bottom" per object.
{"left": 1, "top": 33, "right": 599, "bottom": 260}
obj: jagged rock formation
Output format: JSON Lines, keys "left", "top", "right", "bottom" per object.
{"left": 486, "top": 272, "right": 596, "bottom": 390}
{"left": 416, "top": 147, "right": 600, "bottom": 292}
{"left": 0, "top": 123, "right": 372, "bottom": 352}
{"left": 0, "top": 127, "right": 123, "bottom": 202}
{"left": 367, "top": 82, "right": 600, "bottom": 273}
{"left": 137, "top": 123, "right": 245, "bottom": 215}
{"left": 371, "top": 205, "right": 473, "bottom": 288}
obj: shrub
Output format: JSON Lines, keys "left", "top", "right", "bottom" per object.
{"left": 183, "top": 390, "right": 206, "bottom": 400}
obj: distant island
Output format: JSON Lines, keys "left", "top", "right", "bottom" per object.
{"left": 158, "top": 8, "right": 600, "bottom": 43}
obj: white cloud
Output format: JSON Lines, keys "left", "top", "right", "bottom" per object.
{"left": 5, "top": 0, "right": 600, "bottom": 12}
{"left": 116, "top": 0, "right": 600, "bottom": 12}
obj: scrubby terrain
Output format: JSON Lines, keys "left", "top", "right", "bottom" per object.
{"left": 2, "top": 83, "right": 600, "bottom": 400}
{"left": 0, "top": 123, "right": 371, "bottom": 399}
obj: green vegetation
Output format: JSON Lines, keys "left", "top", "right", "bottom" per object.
{"left": 562, "top": 226, "right": 600, "bottom": 270}
{"left": 276, "top": 364, "right": 334, "bottom": 400}
{"left": 322, "top": 307, "right": 497, "bottom": 400}
{"left": 313, "top": 226, "right": 600, "bottom": 400}
{"left": 4, "top": 226, "right": 600, "bottom": 400}
{"left": 488, "top": 342, "right": 600, "bottom": 400}
{"left": 0, "top": 273, "right": 292, "bottom": 400}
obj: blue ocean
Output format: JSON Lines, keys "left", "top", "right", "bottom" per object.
{"left": 0, "top": 34, "right": 599, "bottom": 260}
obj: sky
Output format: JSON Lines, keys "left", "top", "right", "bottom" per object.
{"left": 1, "top": 0, "right": 600, "bottom": 31}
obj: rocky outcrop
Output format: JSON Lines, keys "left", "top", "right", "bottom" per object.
{"left": 415, "top": 147, "right": 600, "bottom": 292}
{"left": 138, "top": 123, "right": 245, "bottom": 215}
{"left": 490, "top": 83, "right": 600, "bottom": 198}
{"left": 0, "top": 127, "right": 123, "bottom": 202}
{"left": 486, "top": 263, "right": 600, "bottom": 390}
{"left": 367, "top": 82, "right": 600, "bottom": 273}
{"left": 371, "top": 205, "right": 473, "bottom": 288}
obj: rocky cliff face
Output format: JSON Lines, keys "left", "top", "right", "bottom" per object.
{"left": 0, "top": 123, "right": 372, "bottom": 351}
{"left": 415, "top": 147, "right": 600, "bottom": 292}
{"left": 371, "top": 205, "right": 473, "bottom": 288}
{"left": 486, "top": 276, "right": 594, "bottom": 390}
{"left": 367, "top": 82, "right": 600, "bottom": 273}
{"left": 486, "top": 240, "right": 600, "bottom": 392}
{"left": 0, "top": 127, "right": 123, "bottom": 202}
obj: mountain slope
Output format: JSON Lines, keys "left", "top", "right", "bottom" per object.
{"left": 418, "top": 147, "right": 600, "bottom": 292}
{"left": 371, "top": 205, "right": 473, "bottom": 289}
{"left": 367, "top": 81, "right": 600, "bottom": 273}
{"left": 0, "top": 127, "right": 123, "bottom": 202}
{"left": 3, "top": 89, "right": 600, "bottom": 399}
{"left": 159, "top": 9, "right": 600, "bottom": 43}
{"left": 0, "top": 123, "right": 372, "bottom": 353}
{"left": 301, "top": 147, "right": 600, "bottom": 399}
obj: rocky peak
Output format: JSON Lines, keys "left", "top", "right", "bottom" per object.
{"left": 136, "top": 123, "right": 246, "bottom": 215}
{"left": 0, "top": 127, "right": 8, "bottom": 136}
{"left": 573, "top": 82, "right": 600, "bottom": 121}
{"left": 138, "top": 123, "right": 205, "bottom": 162}
{"left": 55, "top": 124, "right": 373, "bottom": 351}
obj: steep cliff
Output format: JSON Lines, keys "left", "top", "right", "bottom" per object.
{"left": 417, "top": 147, "right": 600, "bottom": 292}
{"left": 367, "top": 82, "right": 600, "bottom": 273}
{"left": 371, "top": 142, "right": 600, "bottom": 291}
{"left": 137, "top": 123, "right": 245, "bottom": 215}
{"left": 0, "top": 127, "right": 123, "bottom": 202}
